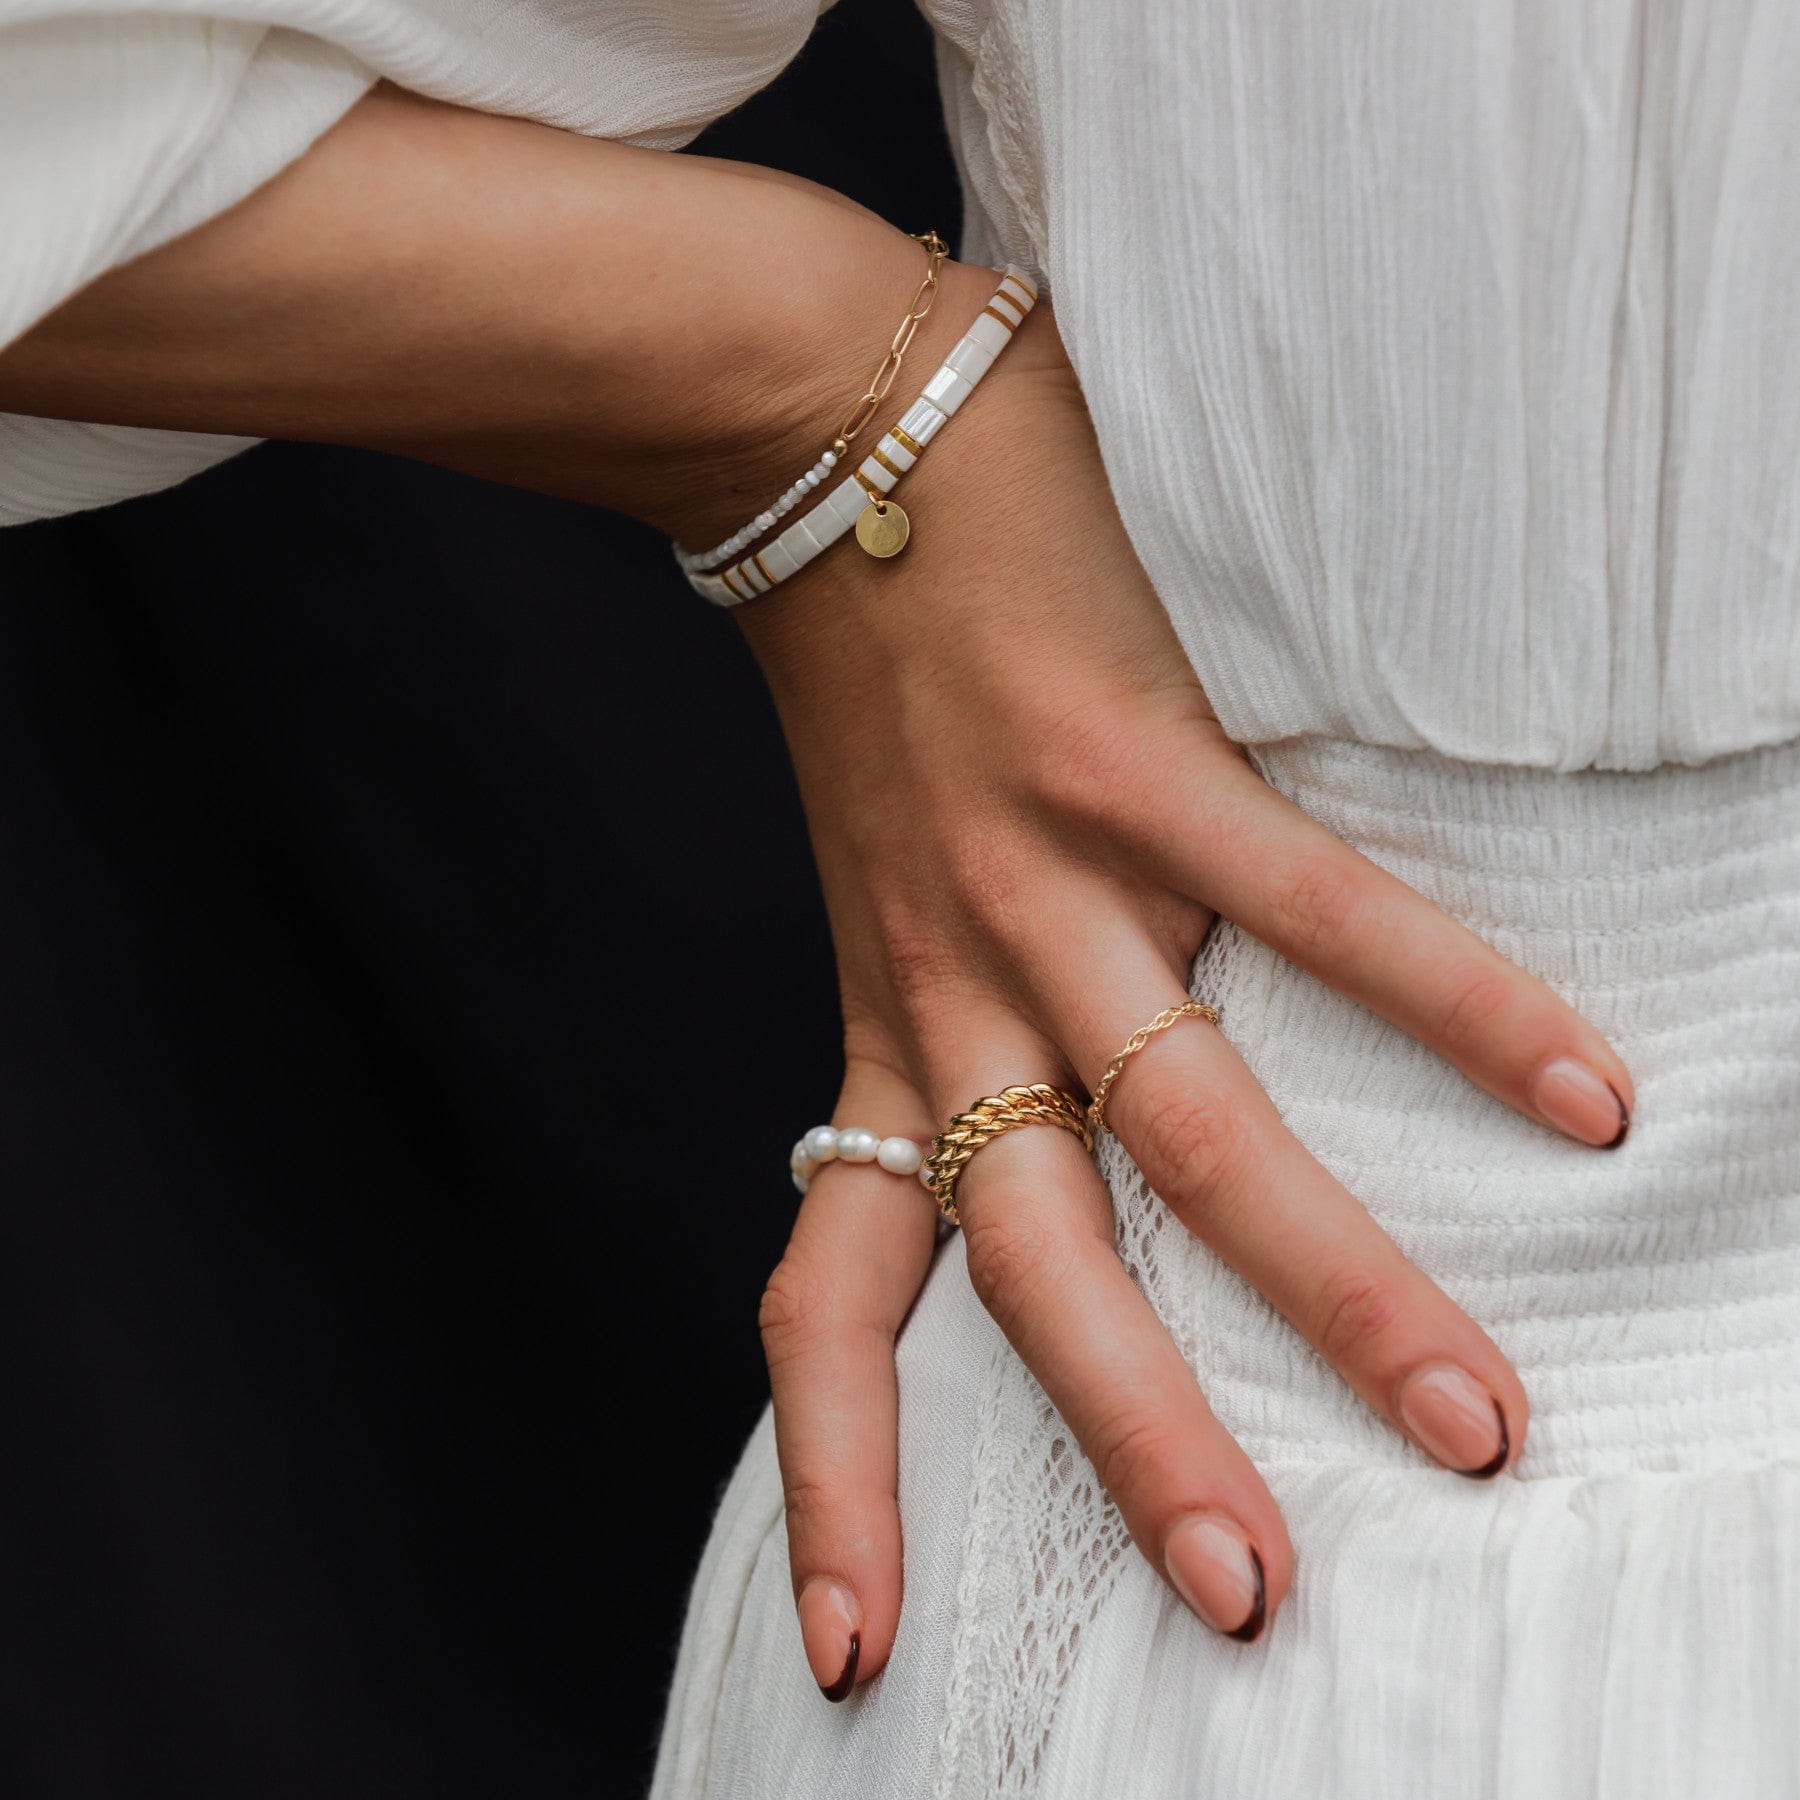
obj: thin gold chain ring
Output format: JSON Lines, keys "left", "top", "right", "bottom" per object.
{"left": 1086, "top": 1001, "right": 1221, "bottom": 1137}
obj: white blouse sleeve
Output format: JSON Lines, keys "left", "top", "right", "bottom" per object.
{"left": 0, "top": 1, "right": 829, "bottom": 526}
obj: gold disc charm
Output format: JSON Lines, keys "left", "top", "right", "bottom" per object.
{"left": 855, "top": 498, "right": 910, "bottom": 558}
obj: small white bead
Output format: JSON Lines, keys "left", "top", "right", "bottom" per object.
{"left": 877, "top": 1136, "right": 923, "bottom": 1176}
{"left": 821, "top": 450, "right": 837, "bottom": 467}
{"left": 803, "top": 1125, "right": 839, "bottom": 1163}
{"left": 792, "top": 1170, "right": 810, "bottom": 1196}
{"left": 804, "top": 470, "right": 820, "bottom": 488}
{"left": 918, "top": 1164, "right": 936, "bottom": 1190}
{"left": 836, "top": 1127, "right": 880, "bottom": 1163}
{"left": 789, "top": 1140, "right": 816, "bottom": 1179}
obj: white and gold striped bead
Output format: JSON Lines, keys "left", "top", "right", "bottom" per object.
{"left": 691, "top": 263, "right": 1040, "bottom": 607}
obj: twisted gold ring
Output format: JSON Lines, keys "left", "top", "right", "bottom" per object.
{"left": 925, "top": 1084, "right": 1093, "bottom": 1227}
{"left": 1087, "top": 1001, "right": 1221, "bottom": 1136}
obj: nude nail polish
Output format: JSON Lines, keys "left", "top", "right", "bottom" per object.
{"left": 1162, "top": 1514, "right": 1266, "bottom": 1642}
{"left": 798, "top": 1578, "right": 861, "bottom": 1701}
{"left": 1397, "top": 1364, "right": 1510, "bottom": 1477}
{"left": 1532, "top": 1055, "right": 1630, "bottom": 1148}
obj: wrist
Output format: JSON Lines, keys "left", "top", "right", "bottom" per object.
{"left": 645, "top": 239, "right": 1002, "bottom": 557}
{"left": 733, "top": 285, "right": 1081, "bottom": 681}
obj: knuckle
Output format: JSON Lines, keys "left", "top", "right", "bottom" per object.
{"left": 876, "top": 914, "right": 960, "bottom": 1022}
{"left": 1031, "top": 697, "right": 1158, "bottom": 824}
{"left": 758, "top": 1256, "right": 837, "bottom": 1365}
{"left": 1312, "top": 1265, "right": 1404, "bottom": 1368}
{"left": 942, "top": 829, "right": 1040, "bottom": 949}
{"left": 1087, "top": 1407, "right": 1185, "bottom": 1505}
{"left": 779, "top": 1469, "right": 839, "bottom": 1537}
{"left": 1269, "top": 852, "right": 1364, "bottom": 960}
{"left": 962, "top": 1210, "right": 1082, "bottom": 1331}
{"left": 1137, "top": 1084, "right": 1258, "bottom": 1202}
{"left": 1433, "top": 964, "right": 1515, "bottom": 1056}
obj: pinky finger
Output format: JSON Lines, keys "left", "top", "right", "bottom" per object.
{"left": 761, "top": 1064, "right": 938, "bottom": 1699}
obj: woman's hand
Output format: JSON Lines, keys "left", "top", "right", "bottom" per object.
{"left": 0, "top": 80, "right": 1631, "bottom": 1693}
{"left": 740, "top": 277, "right": 1634, "bottom": 1692}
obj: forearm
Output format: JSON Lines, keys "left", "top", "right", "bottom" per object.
{"left": 0, "top": 84, "right": 994, "bottom": 552}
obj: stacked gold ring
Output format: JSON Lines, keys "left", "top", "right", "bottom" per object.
{"left": 925, "top": 1084, "right": 1094, "bottom": 1227}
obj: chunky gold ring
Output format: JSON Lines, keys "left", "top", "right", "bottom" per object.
{"left": 925, "top": 1084, "right": 1093, "bottom": 1227}
{"left": 1087, "top": 1001, "right": 1221, "bottom": 1136}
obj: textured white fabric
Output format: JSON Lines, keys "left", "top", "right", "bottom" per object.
{"left": 0, "top": 0, "right": 828, "bottom": 521}
{"left": 0, "top": 18, "right": 375, "bottom": 522}
{"left": 7, "top": 3, "right": 1800, "bottom": 769}
{"left": 655, "top": 733, "right": 1800, "bottom": 1800}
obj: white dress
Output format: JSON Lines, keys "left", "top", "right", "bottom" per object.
{"left": 3, "top": 4, "right": 1797, "bottom": 1795}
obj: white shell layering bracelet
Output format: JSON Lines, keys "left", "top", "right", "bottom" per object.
{"left": 687, "top": 264, "right": 1038, "bottom": 607}
{"left": 789, "top": 1124, "right": 932, "bottom": 1196}
{"left": 675, "top": 444, "right": 846, "bottom": 574}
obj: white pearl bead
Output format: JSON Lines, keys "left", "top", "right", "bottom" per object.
{"left": 877, "top": 1136, "right": 923, "bottom": 1175}
{"left": 822, "top": 450, "right": 838, "bottom": 467}
{"left": 803, "top": 1125, "right": 840, "bottom": 1163}
{"left": 789, "top": 1139, "right": 816, "bottom": 1178}
{"left": 836, "top": 1127, "right": 880, "bottom": 1163}
{"left": 792, "top": 1170, "right": 810, "bottom": 1196}
{"left": 758, "top": 511, "right": 776, "bottom": 530}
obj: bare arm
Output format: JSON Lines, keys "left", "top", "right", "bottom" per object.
{"left": 0, "top": 84, "right": 997, "bottom": 551}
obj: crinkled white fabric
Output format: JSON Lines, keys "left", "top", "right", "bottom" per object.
{"left": 7, "top": 3, "right": 1800, "bottom": 769}
{"left": 0, "top": 18, "right": 375, "bottom": 522}
{"left": 654, "top": 734, "right": 1800, "bottom": 1800}
{"left": 0, "top": 0, "right": 829, "bottom": 522}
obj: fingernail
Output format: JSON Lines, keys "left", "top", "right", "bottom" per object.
{"left": 798, "top": 1578, "right": 861, "bottom": 1701}
{"left": 1531, "top": 1055, "right": 1630, "bottom": 1148}
{"left": 1163, "top": 1514, "right": 1266, "bottom": 1641}
{"left": 1397, "top": 1364, "right": 1510, "bottom": 1477}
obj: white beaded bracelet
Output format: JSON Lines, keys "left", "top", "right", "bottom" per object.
{"left": 688, "top": 264, "right": 1038, "bottom": 607}
{"left": 675, "top": 444, "right": 845, "bottom": 575}
{"left": 789, "top": 1124, "right": 933, "bottom": 1197}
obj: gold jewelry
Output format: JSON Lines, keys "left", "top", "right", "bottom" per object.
{"left": 925, "top": 1084, "right": 1093, "bottom": 1227}
{"left": 1086, "top": 1001, "right": 1221, "bottom": 1136}
{"left": 834, "top": 230, "right": 948, "bottom": 449}
{"left": 688, "top": 264, "right": 1037, "bottom": 604}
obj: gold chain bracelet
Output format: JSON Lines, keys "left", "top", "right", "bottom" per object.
{"left": 831, "top": 230, "right": 948, "bottom": 454}
{"left": 926, "top": 1083, "right": 1093, "bottom": 1227}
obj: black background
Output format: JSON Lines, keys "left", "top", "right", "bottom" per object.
{"left": 0, "top": 4, "right": 960, "bottom": 1794}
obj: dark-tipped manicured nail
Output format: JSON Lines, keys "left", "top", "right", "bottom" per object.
{"left": 1456, "top": 1402, "right": 1511, "bottom": 1480}
{"left": 798, "top": 1578, "right": 861, "bottom": 1701}
{"left": 1164, "top": 1514, "right": 1267, "bottom": 1642}
{"left": 1601, "top": 1083, "right": 1630, "bottom": 1150}
{"left": 821, "top": 1631, "right": 860, "bottom": 1703}
{"left": 1398, "top": 1364, "right": 1510, "bottom": 1477}
{"left": 1227, "top": 1548, "right": 1266, "bottom": 1643}
{"left": 1532, "top": 1056, "right": 1632, "bottom": 1148}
